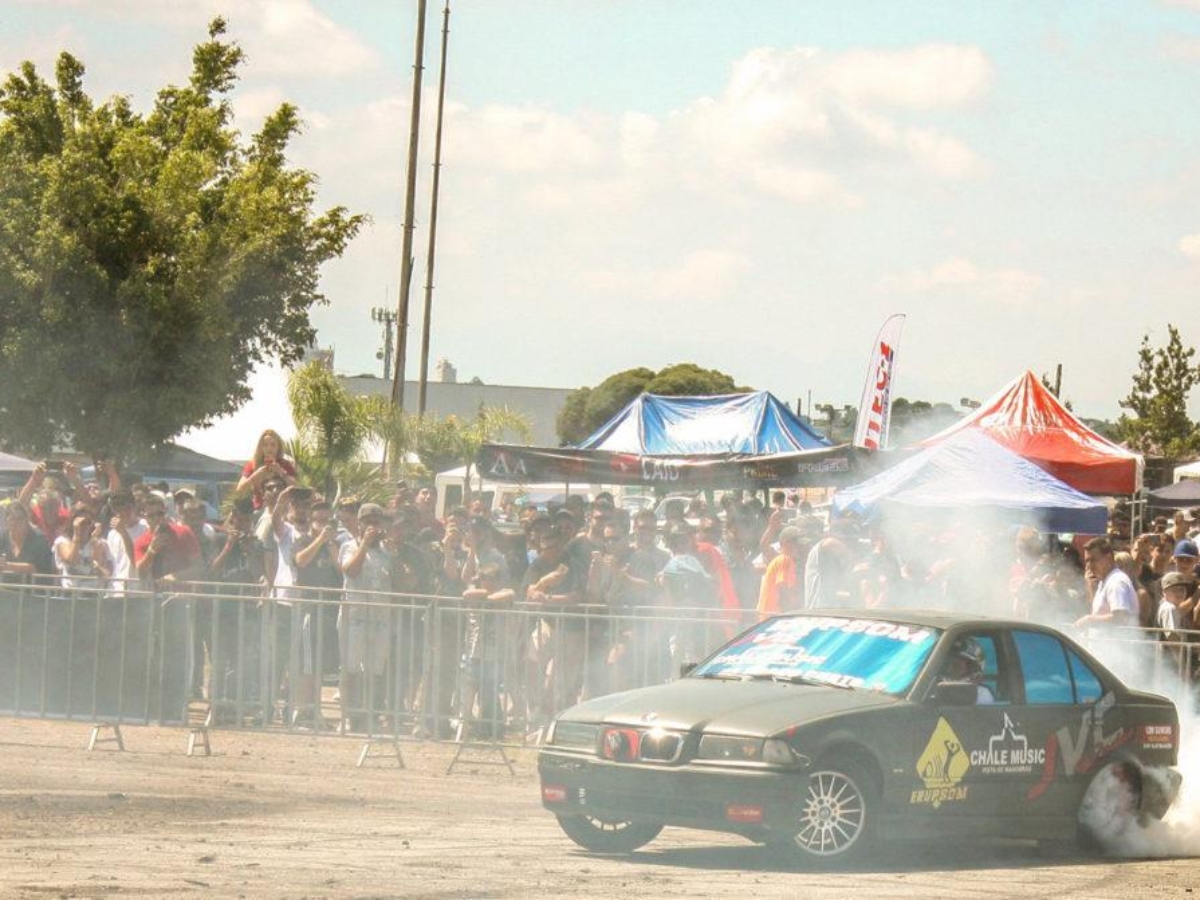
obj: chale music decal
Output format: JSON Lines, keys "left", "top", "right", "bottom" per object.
{"left": 969, "top": 713, "right": 1046, "bottom": 775}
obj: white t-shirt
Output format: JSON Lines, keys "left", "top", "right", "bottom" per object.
{"left": 273, "top": 521, "right": 302, "bottom": 600}
{"left": 1157, "top": 599, "right": 1185, "bottom": 636}
{"left": 53, "top": 536, "right": 108, "bottom": 589}
{"left": 1091, "top": 568, "right": 1139, "bottom": 619}
{"left": 107, "top": 520, "right": 148, "bottom": 593}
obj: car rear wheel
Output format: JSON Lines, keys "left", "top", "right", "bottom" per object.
{"left": 1077, "top": 761, "right": 1143, "bottom": 851}
{"left": 779, "top": 766, "right": 874, "bottom": 865}
{"left": 555, "top": 814, "right": 663, "bottom": 853}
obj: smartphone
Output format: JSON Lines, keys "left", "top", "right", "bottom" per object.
{"left": 44, "top": 460, "right": 64, "bottom": 472}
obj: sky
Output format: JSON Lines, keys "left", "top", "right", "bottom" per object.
{"left": 4, "top": 0, "right": 1200, "bottom": 455}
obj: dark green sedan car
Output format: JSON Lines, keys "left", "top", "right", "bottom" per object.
{"left": 539, "top": 611, "right": 1182, "bottom": 864}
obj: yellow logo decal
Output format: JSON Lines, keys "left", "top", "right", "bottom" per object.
{"left": 912, "top": 717, "right": 970, "bottom": 808}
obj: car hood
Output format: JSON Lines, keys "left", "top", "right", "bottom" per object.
{"left": 560, "top": 679, "right": 903, "bottom": 737}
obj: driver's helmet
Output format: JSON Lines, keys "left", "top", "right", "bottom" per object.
{"left": 949, "top": 637, "right": 986, "bottom": 681}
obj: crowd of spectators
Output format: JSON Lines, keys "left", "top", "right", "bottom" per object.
{"left": 1, "top": 431, "right": 1197, "bottom": 739}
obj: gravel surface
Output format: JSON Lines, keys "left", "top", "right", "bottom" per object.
{"left": 0, "top": 720, "right": 1197, "bottom": 899}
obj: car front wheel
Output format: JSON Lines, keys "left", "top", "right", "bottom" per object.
{"left": 555, "top": 814, "right": 663, "bottom": 853}
{"left": 779, "top": 766, "right": 874, "bottom": 865}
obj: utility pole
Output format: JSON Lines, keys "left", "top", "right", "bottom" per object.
{"left": 372, "top": 305, "right": 397, "bottom": 379}
{"left": 390, "top": 0, "right": 428, "bottom": 418}
{"left": 417, "top": 0, "right": 451, "bottom": 417}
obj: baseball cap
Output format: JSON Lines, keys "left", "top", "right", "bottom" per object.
{"left": 1173, "top": 539, "right": 1199, "bottom": 559}
{"left": 1162, "top": 571, "right": 1194, "bottom": 591}
{"left": 358, "top": 502, "right": 387, "bottom": 521}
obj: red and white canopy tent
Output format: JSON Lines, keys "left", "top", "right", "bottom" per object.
{"left": 919, "top": 371, "right": 1142, "bottom": 495}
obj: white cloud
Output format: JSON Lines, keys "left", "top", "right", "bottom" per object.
{"left": 13, "top": 0, "right": 379, "bottom": 77}
{"left": 240, "top": 0, "right": 380, "bottom": 78}
{"left": 580, "top": 248, "right": 751, "bottom": 301}
{"left": 1181, "top": 234, "right": 1200, "bottom": 259}
{"left": 823, "top": 44, "right": 994, "bottom": 109}
{"left": 879, "top": 258, "right": 1045, "bottom": 300}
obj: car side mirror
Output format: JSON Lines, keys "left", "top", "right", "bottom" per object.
{"left": 928, "top": 681, "right": 978, "bottom": 707}
{"left": 679, "top": 661, "right": 698, "bottom": 678}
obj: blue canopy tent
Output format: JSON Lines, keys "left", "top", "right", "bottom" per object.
{"left": 578, "top": 392, "right": 831, "bottom": 454}
{"left": 832, "top": 430, "right": 1108, "bottom": 534}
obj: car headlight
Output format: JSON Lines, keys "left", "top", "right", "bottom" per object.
{"left": 762, "top": 738, "right": 800, "bottom": 766}
{"left": 696, "top": 735, "right": 801, "bottom": 766}
{"left": 697, "top": 735, "right": 765, "bottom": 762}
{"left": 547, "top": 720, "right": 599, "bottom": 751}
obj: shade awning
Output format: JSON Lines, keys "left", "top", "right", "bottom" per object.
{"left": 920, "top": 371, "right": 1142, "bottom": 495}
{"left": 834, "top": 430, "right": 1109, "bottom": 533}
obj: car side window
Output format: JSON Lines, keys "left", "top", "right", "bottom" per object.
{"left": 1067, "top": 650, "right": 1104, "bottom": 704}
{"left": 969, "top": 633, "right": 1006, "bottom": 703}
{"left": 1013, "top": 631, "right": 1074, "bottom": 705}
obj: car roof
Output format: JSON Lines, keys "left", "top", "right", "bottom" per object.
{"left": 767, "top": 609, "right": 1033, "bottom": 632}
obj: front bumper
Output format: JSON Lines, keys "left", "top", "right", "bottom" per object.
{"left": 538, "top": 749, "right": 806, "bottom": 833}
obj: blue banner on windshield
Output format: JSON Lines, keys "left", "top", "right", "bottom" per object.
{"left": 693, "top": 616, "right": 940, "bottom": 695}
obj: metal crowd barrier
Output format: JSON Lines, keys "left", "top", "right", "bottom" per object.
{"left": 0, "top": 574, "right": 757, "bottom": 745}
{"left": 1085, "top": 624, "right": 1200, "bottom": 709}
{"left": 2, "top": 573, "right": 1194, "bottom": 746}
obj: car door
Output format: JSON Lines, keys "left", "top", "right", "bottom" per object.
{"left": 910, "top": 631, "right": 1016, "bottom": 819}
{"left": 1005, "top": 629, "right": 1118, "bottom": 824}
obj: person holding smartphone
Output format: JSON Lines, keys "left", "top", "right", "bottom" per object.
{"left": 235, "top": 429, "right": 297, "bottom": 509}
{"left": 133, "top": 493, "right": 201, "bottom": 587}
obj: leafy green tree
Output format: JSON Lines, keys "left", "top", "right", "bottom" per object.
{"left": 0, "top": 19, "right": 363, "bottom": 462}
{"left": 1117, "top": 325, "right": 1200, "bottom": 458}
{"left": 556, "top": 364, "right": 750, "bottom": 445}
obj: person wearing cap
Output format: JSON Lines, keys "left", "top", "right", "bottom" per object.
{"left": 1156, "top": 571, "right": 1196, "bottom": 640}
{"left": 337, "top": 502, "right": 394, "bottom": 731}
{"left": 1075, "top": 536, "right": 1139, "bottom": 629}
{"left": 1170, "top": 538, "right": 1199, "bottom": 581}
{"left": 757, "top": 526, "right": 804, "bottom": 621}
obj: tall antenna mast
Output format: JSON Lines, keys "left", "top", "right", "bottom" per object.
{"left": 418, "top": 0, "right": 451, "bottom": 416}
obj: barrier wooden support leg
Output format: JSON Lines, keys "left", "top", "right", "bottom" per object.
{"left": 446, "top": 738, "right": 516, "bottom": 777}
{"left": 356, "top": 738, "right": 406, "bottom": 769}
{"left": 186, "top": 701, "right": 213, "bottom": 758}
{"left": 87, "top": 723, "right": 124, "bottom": 752}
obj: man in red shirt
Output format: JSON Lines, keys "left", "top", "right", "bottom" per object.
{"left": 134, "top": 493, "right": 202, "bottom": 588}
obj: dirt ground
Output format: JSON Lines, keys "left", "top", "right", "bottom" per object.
{"left": 1, "top": 720, "right": 1198, "bottom": 900}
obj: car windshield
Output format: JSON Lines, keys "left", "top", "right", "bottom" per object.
{"left": 690, "top": 615, "right": 941, "bottom": 695}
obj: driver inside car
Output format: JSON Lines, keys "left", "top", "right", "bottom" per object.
{"left": 938, "top": 637, "right": 997, "bottom": 705}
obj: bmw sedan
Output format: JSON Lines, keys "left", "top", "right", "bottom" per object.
{"left": 538, "top": 611, "right": 1182, "bottom": 864}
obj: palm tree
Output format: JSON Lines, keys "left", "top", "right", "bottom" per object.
{"left": 366, "top": 399, "right": 532, "bottom": 499}
{"left": 287, "top": 362, "right": 374, "bottom": 498}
